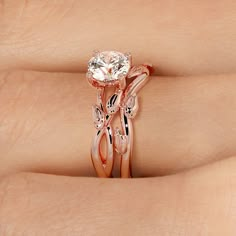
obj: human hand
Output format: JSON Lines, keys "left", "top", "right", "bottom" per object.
{"left": 0, "top": 1, "right": 236, "bottom": 235}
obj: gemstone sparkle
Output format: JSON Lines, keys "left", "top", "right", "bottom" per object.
{"left": 88, "top": 51, "right": 131, "bottom": 82}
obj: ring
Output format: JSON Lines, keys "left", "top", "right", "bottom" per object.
{"left": 86, "top": 51, "right": 152, "bottom": 178}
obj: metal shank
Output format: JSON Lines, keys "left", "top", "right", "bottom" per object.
{"left": 90, "top": 64, "right": 151, "bottom": 178}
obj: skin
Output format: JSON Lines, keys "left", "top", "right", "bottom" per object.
{"left": 0, "top": 72, "right": 236, "bottom": 178}
{"left": 0, "top": 0, "right": 236, "bottom": 75}
{"left": 0, "top": 0, "right": 236, "bottom": 235}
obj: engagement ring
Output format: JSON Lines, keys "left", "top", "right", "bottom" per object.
{"left": 87, "top": 51, "right": 152, "bottom": 178}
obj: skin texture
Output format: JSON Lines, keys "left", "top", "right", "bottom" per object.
{"left": 1, "top": 158, "right": 236, "bottom": 235}
{"left": 0, "top": 0, "right": 235, "bottom": 75}
{"left": 0, "top": 0, "right": 236, "bottom": 235}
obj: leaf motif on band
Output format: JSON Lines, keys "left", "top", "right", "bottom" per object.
{"left": 114, "top": 128, "right": 128, "bottom": 154}
{"left": 124, "top": 95, "right": 139, "bottom": 118}
{"left": 127, "top": 65, "right": 143, "bottom": 78}
{"left": 106, "top": 93, "right": 121, "bottom": 114}
{"left": 92, "top": 105, "right": 105, "bottom": 129}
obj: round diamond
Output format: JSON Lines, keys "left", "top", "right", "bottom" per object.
{"left": 88, "top": 51, "right": 131, "bottom": 82}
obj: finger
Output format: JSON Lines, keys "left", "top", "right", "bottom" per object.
{"left": 1, "top": 157, "right": 236, "bottom": 235}
{"left": 0, "top": 71, "right": 236, "bottom": 177}
{"left": 0, "top": 0, "right": 236, "bottom": 75}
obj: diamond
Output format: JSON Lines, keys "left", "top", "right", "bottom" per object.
{"left": 88, "top": 51, "right": 131, "bottom": 82}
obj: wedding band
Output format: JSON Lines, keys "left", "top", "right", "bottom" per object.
{"left": 87, "top": 51, "right": 152, "bottom": 178}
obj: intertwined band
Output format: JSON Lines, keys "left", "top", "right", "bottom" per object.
{"left": 87, "top": 51, "right": 152, "bottom": 178}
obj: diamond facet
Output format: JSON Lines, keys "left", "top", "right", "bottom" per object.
{"left": 88, "top": 51, "right": 131, "bottom": 82}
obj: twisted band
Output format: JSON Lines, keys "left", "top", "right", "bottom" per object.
{"left": 87, "top": 51, "right": 152, "bottom": 178}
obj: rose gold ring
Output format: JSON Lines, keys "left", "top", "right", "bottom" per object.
{"left": 87, "top": 51, "right": 152, "bottom": 178}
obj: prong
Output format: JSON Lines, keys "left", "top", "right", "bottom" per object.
{"left": 93, "top": 50, "right": 100, "bottom": 57}
{"left": 124, "top": 52, "right": 132, "bottom": 67}
{"left": 86, "top": 71, "right": 94, "bottom": 85}
{"left": 86, "top": 71, "right": 93, "bottom": 79}
{"left": 124, "top": 52, "right": 132, "bottom": 59}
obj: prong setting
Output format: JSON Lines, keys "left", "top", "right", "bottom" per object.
{"left": 87, "top": 51, "right": 130, "bottom": 88}
{"left": 92, "top": 50, "right": 100, "bottom": 57}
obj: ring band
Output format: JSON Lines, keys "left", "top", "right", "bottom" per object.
{"left": 87, "top": 51, "right": 152, "bottom": 178}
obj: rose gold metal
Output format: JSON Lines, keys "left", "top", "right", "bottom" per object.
{"left": 87, "top": 51, "right": 152, "bottom": 178}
